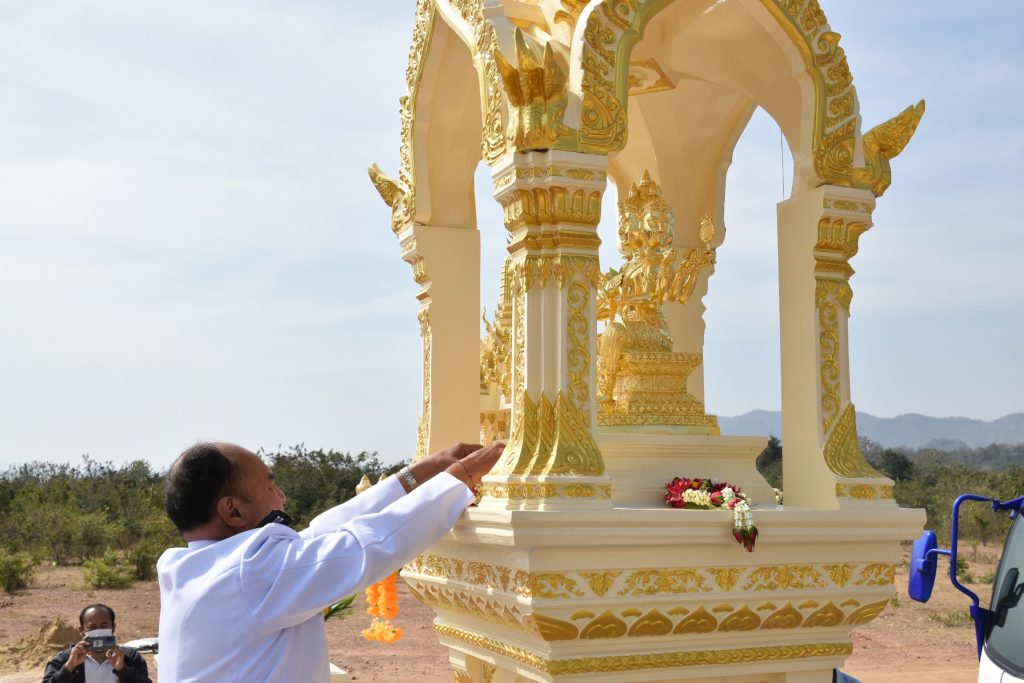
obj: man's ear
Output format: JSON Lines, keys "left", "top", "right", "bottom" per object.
{"left": 216, "top": 496, "right": 248, "bottom": 529}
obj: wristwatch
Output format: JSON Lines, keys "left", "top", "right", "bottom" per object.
{"left": 398, "top": 466, "right": 419, "bottom": 492}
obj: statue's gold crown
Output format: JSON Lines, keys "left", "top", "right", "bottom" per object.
{"left": 622, "top": 170, "right": 669, "bottom": 214}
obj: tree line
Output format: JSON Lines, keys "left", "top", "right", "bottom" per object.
{"left": 2, "top": 439, "right": 1021, "bottom": 592}
{"left": 0, "top": 447, "right": 402, "bottom": 591}
{"left": 757, "top": 436, "right": 1024, "bottom": 546}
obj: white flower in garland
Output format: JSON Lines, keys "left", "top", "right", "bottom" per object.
{"left": 664, "top": 477, "right": 759, "bottom": 552}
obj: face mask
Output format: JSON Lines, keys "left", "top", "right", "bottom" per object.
{"left": 85, "top": 629, "right": 113, "bottom": 638}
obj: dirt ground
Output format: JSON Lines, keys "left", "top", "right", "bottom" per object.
{"left": 0, "top": 547, "right": 996, "bottom": 682}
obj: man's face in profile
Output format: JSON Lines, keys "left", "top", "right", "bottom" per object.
{"left": 220, "top": 445, "right": 288, "bottom": 532}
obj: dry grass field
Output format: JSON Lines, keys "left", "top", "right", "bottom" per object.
{"left": 0, "top": 545, "right": 997, "bottom": 682}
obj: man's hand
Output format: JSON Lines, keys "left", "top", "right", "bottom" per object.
{"left": 65, "top": 641, "right": 88, "bottom": 670}
{"left": 105, "top": 645, "right": 125, "bottom": 672}
{"left": 445, "top": 441, "right": 505, "bottom": 489}
{"left": 406, "top": 442, "right": 483, "bottom": 490}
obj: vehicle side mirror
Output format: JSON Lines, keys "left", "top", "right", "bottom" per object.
{"left": 909, "top": 530, "right": 938, "bottom": 603}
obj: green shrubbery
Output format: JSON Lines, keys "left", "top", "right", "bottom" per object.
{"left": 83, "top": 551, "right": 136, "bottom": 589}
{"left": 757, "top": 437, "right": 1024, "bottom": 546}
{"left": 0, "top": 551, "right": 36, "bottom": 593}
{"left": 0, "top": 447, "right": 403, "bottom": 579}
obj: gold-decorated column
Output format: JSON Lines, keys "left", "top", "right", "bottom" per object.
{"left": 479, "top": 150, "right": 612, "bottom": 511}
{"left": 778, "top": 185, "right": 894, "bottom": 509}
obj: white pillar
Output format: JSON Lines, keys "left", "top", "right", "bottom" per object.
{"left": 396, "top": 224, "right": 480, "bottom": 459}
{"left": 479, "top": 150, "right": 612, "bottom": 511}
{"left": 777, "top": 186, "right": 895, "bottom": 508}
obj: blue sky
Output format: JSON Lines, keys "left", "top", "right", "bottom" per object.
{"left": 0, "top": 1, "right": 1020, "bottom": 469}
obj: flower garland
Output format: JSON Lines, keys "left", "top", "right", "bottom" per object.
{"left": 362, "top": 572, "right": 402, "bottom": 643}
{"left": 664, "top": 477, "right": 758, "bottom": 552}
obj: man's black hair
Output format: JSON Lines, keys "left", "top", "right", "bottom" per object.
{"left": 165, "top": 442, "right": 237, "bottom": 532}
{"left": 79, "top": 603, "right": 115, "bottom": 627}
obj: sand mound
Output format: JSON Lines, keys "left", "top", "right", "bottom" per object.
{"left": 0, "top": 618, "right": 79, "bottom": 673}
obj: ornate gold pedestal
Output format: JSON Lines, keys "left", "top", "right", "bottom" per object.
{"left": 599, "top": 351, "right": 719, "bottom": 434}
{"left": 405, "top": 503, "right": 921, "bottom": 683}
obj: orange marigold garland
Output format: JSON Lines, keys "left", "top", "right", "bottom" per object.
{"left": 362, "top": 571, "right": 402, "bottom": 643}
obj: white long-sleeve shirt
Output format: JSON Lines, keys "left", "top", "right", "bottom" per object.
{"left": 156, "top": 472, "right": 473, "bottom": 683}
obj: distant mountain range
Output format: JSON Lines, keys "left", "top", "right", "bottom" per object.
{"left": 718, "top": 410, "right": 1024, "bottom": 450}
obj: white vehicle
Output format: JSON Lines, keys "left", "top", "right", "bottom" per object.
{"left": 909, "top": 494, "right": 1024, "bottom": 682}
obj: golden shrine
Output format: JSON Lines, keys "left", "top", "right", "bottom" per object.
{"left": 369, "top": 1, "right": 927, "bottom": 680}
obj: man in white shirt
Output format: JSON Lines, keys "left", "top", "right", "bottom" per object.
{"left": 157, "top": 440, "right": 503, "bottom": 683}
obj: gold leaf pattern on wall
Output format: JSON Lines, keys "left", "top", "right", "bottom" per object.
{"left": 719, "top": 606, "right": 762, "bottom": 632}
{"left": 673, "top": 607, "right": 717, "bottom": 634}
{"left": 579, "top": 610, "right": 628, "bottom": 639}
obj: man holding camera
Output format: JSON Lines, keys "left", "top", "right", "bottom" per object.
{"left": 42, "top": 604, "right": 151, "bottom": 683}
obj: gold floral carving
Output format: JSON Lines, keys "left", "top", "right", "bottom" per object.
{"left": 416, "top": 586, "right": 890, "bottom": 640}
{"left": 708, "top": 567, "right": 743, "bottom": 592}
{"left": 405, "top": 254, "right": 429, "bottom": 285}
{"left": 406, "top": 580, "right": 524, "bottom": 628}
{"left": 494, "top": 165, "right": 606, "bottom": 190}
{"left": 405, "top": 554, "right": 531, "bottom": 597}
{"left": 507, "top": 229, "right": 601, "bottom": 255}
{"left": 498, "top": 186, "right": 603, "bottom": 230}
{"left": 514, "top": 255, "right": 603, "bottom": 291}
{"left": 763, "top": 603, "right": 805, "bottom": 630}
{"left": 846, "top": 598, "right": 891, "bottom": 626}
{"left": 480, "top": 258, "right": 513, "bottom": 400}
{"left": 854, "top": 564, "right": 897, "bottom": 587}
{"left": 494, "top": 29, "right": 570, "bottom": 150}
{"left": 673, "top": 607, "right": 717, "bottom": 634}
{"left": 531, "top": 573, "right": 585, "bottom": 599}
{"left": 416, "top": 307, "right": 431, "bottom": 460}
{"left": 448, "top": 0, "right": 506, "bottom": 163}
{"left": 497, "top": 389, "right": 603, "bottom": 476}
{"left": 530, "top": 613, "right": 579, "bottom": 641}
{"left": 580, "top": 610, "right": 629, "bottom": 639}
{"left": 757, "top": 2, "right": 923, "bottom": 193}
{"left": 553, "top": 0, "right": 588, "bottom": 33}
{"left": 719, "top": 606, "right": 762, "bottom": 632}
{"left": 478, "top": 481, "right": 611, "bottom": 500}
{"left": 823, "top": 564, "right": 854, "bottom": 587}
{"left": 409, "top": 558, "right": 896, "bottom": 605}
{"left": 823, "top": 404, "right": 886, "bottom": 480}
{"left": 453, "top": 671, "right": 472, "bottom": 683}
{"left": 569, "top": 0, "right": 676, "bottom": 153}
{"left": 804, "top": 602, "right": 846, "bottom": 628}
{"left": 618, "top": 569, "right": 712, "bottom": 596}
{"left": 433, "top": 624, "right": 853, "bottom": 675}
{"left": 824, "top": 198, "right": 873, "bottom": 214}
{"left": 835, "top": 482, "right": 895, "bottom": 499}
{"left": 391, "top": 0, "right": 436, "bottom": 230}
{"left": 815, "top": 278, "right": 845, "bottom": 435}
{"left": 816, "top": 216, "right": 870, "bottom": 271}
{"left": 559, "top": 0, "right": 915, "bottom": 195}
{"left": 482, "top": 663, "right": 496, "bottom": 683}
{"left": 567, "top": 281, "right": 591, "bottom": 411}
{"left": 627, "top": 609, "right": 674, "bottom": 636}
{"left": 741, "top": 565, "right": 828, "bottom": 591}
{"left": 580, "top": 570, "right": 620, "bottom": 597}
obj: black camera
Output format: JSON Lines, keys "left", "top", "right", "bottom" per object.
{"left": 85, "top": 634, "right": 117, "bottom": 652}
